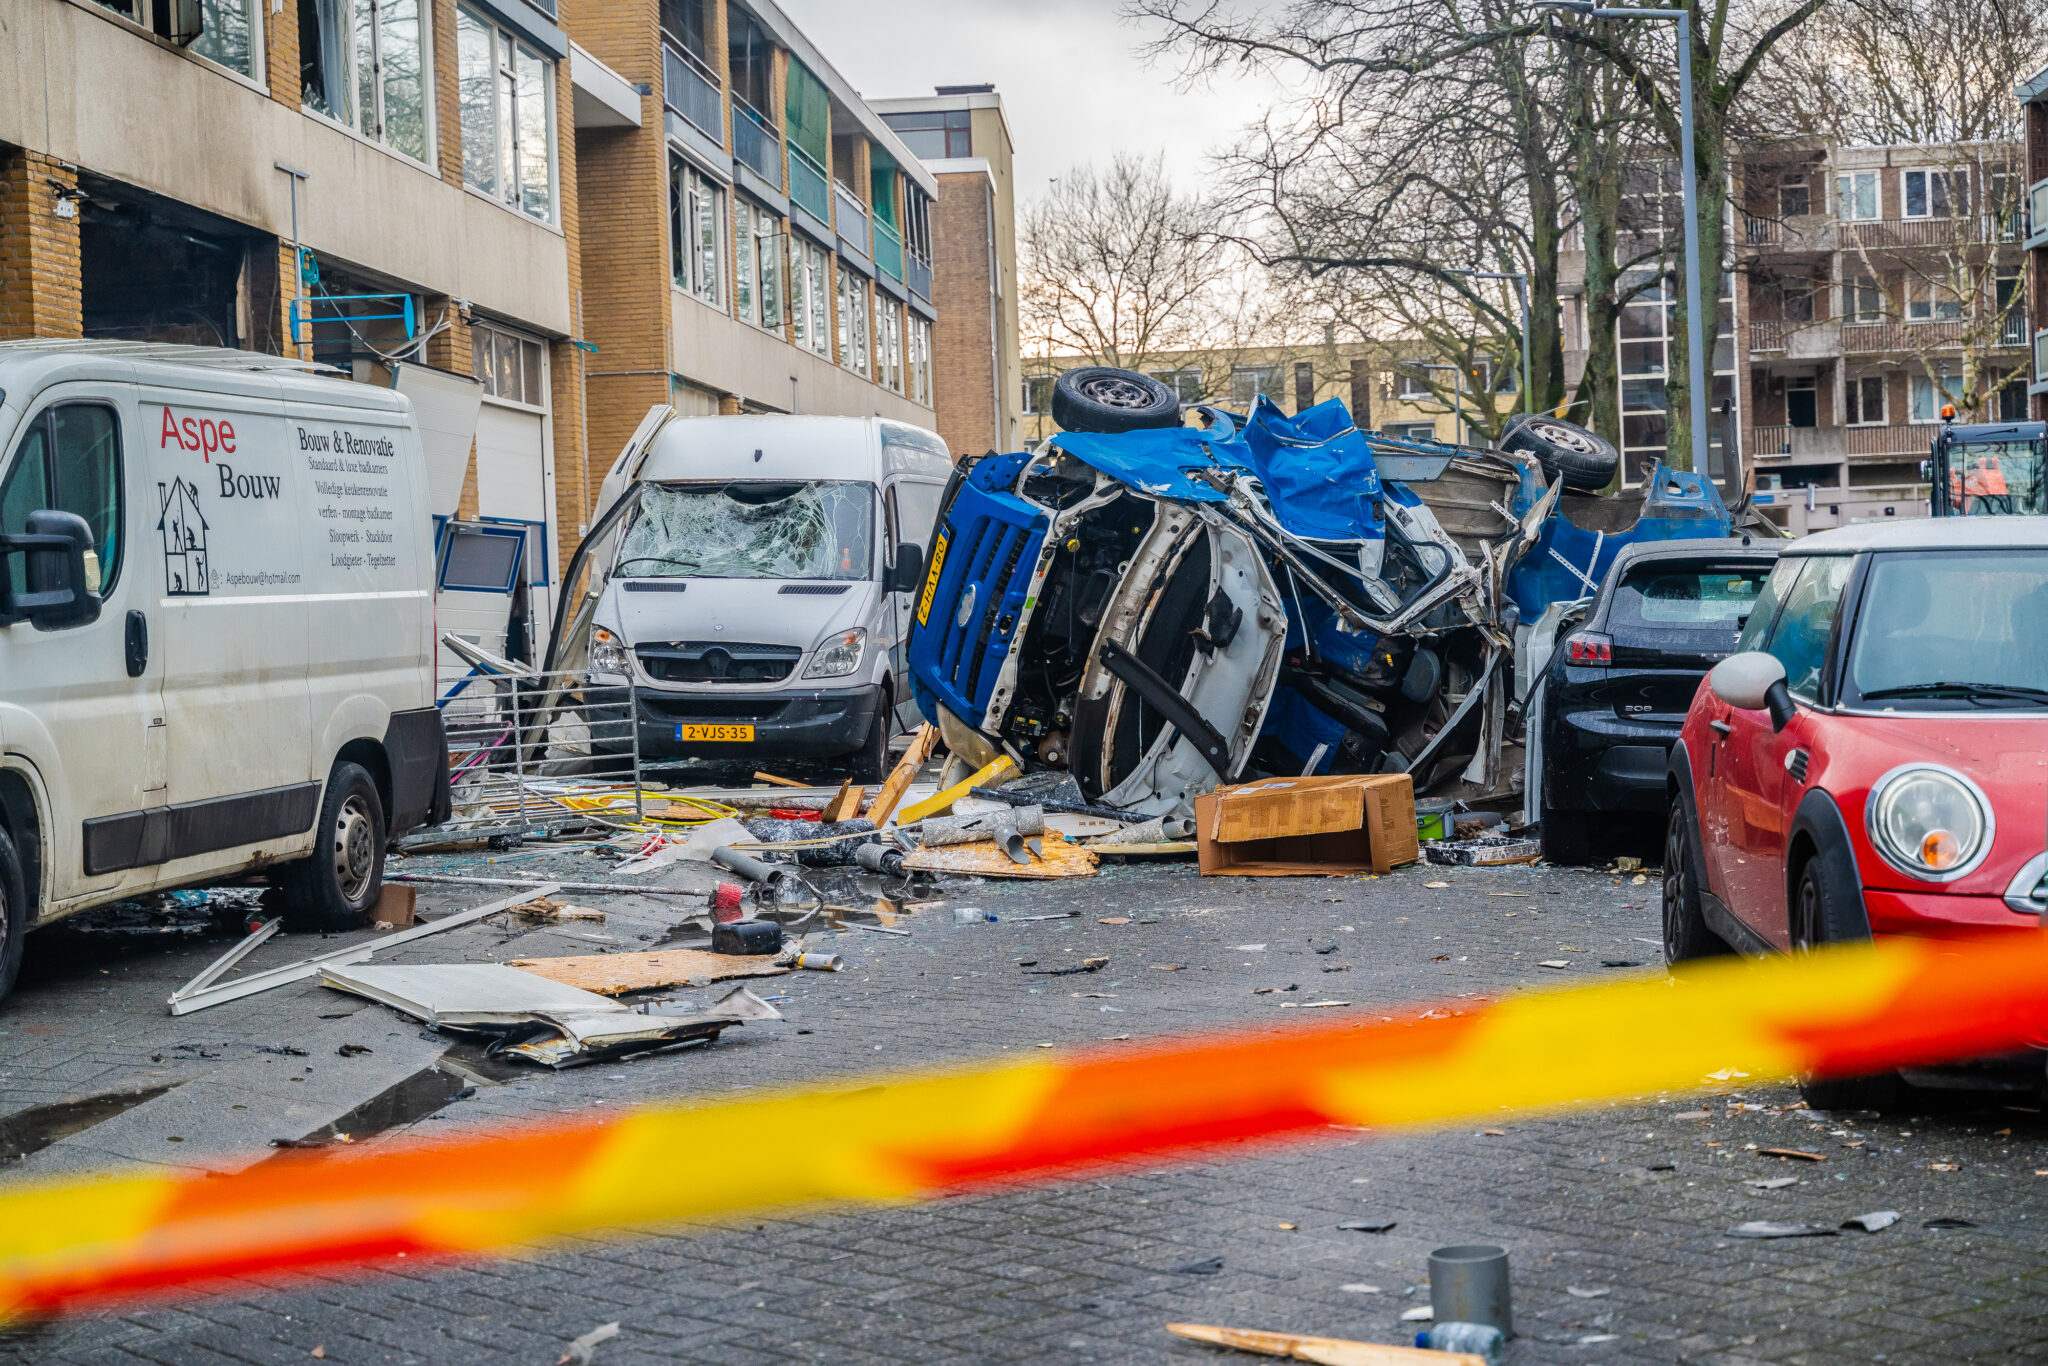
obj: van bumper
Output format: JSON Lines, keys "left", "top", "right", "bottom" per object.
{"left": 595, "top": 683, "right": 882, "bottom": 760}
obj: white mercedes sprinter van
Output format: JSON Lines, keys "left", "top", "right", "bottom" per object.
{"left": 0, "top": 342, "right": 449, "bottom": 1000}
{"left": 566, "top": 413, "right": 952, "bottom": 781}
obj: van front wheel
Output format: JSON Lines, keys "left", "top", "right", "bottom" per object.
{"left": 848, "top": 691, "right": 891, "bottom": 785}
{"left": 280, "top": 762, "right": 386, "bottom": 933}
{"left": 0, "top": 827, "right": 26, "bottom": 1003}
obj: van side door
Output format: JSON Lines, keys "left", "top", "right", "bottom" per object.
{"left": 0, "top": 389, "right": 168, "bottom": 908}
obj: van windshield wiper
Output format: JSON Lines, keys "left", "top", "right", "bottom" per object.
{"left": 1861, "top": 681, "right": 2048, "bottom": 707}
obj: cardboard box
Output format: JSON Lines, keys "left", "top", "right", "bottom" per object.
{"left": 1194, "top": 773, "right": 1420, "bottom": 877}
{"left": 371, "top": 882, "right": 418, "bottom": 928}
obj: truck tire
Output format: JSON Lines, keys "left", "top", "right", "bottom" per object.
{"left": 1662, "top": 800, "right": 1727, "bottom": 963}
{"left": 0, "top": 826, "right": 25, "bottom": 1004}
{"left": 1792, "top": 855, "right": 1907, "bottom": 1112}
{"left": 279, "top": 761, "right": 386, "bottom": 933}
{"left": 1051, "top": 367, "right": 1182, "bottom": 435}
{"left": 1501, "top": 414, "right": 1620, "bottom": 493}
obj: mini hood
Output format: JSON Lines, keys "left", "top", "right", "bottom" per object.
{"left": 602, "top": 578, "right": 875, "bottom": 651}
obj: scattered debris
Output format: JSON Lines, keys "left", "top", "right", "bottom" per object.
{"left": 509, "top": 897, "right": 606, "bottom": 922}
{"left": 1565, "top": 1287, "right": 1611, "bottom": 1299}
{"left": 336, "top": 1044, "right": 374, "bottom": 1058}
{"left": 1726, "top": 1221, "right": 1838, "bottom": 1239}
{"left": 1399, "top": 1305, "right": 1435, "bottom": 1322}
{"left": 1196, "top": 775, "right": 1419, "bottom": 878}
{"left": 865, "top": 724, "right": 941, "bottom": 828}
{"left": 1022, "top": 957, "right": 1109, "bottom": 977}
{"left": 902, "top": 834, "right": 1098, "bottom": 879}
{"left": 1172, "top": 1256, "right": 1225, "bottom": 1276}
{"left": 558, "top": 1320, "right": 620, "bottom": 1365}
{"left": 1757, "top": 1148, "right": 1827, "bottom": 1162}
{"left": 1841, "top": 1211, "right": 1899, "bottom": 1232}
{"left": 1922, "top": 1217, "right": 1979, "bottom": 1230}
{"left": 1425, "top": 837, "right": 1541, "bottom": 867}
{"left": 371, "top": 883, "right": 418, "bottom": 928}
{"left": 1538, "top": 961, "right": 1570, "bottom": 970}
{"left": 1746, "top": 1177, "right": 1799, "bottom": 1190}
{"left": 166, "top": 917, "right": 282, "bottom": 1011}
{"left": 1339, "top": 1219, "right": 1397, "bottom": 1233}
{"left": 1164, "top": 1321, "right": 1485, "bottom": 1365}
{"left": 508, "top": 949, "right": 789, "bottom": 995}
{"left": 710, "top": 919, "right": 783, "bottom": 956}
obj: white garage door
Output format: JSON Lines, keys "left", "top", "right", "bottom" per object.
{"left": 474, "top": 401, "right": 548, "bottom": 522}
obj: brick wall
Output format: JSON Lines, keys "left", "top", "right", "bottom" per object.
{"left": 0, "top": 149, "right": 83, "bottom": 340}
{"left": 928, "top": 171, "right": 996, "bottom": 457}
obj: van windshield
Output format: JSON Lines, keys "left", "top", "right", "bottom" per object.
{"left": 616, "top": 481, "right": 875, "bottom": 581}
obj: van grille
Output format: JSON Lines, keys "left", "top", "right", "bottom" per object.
{"left": 637, "top": 642, "right": 801, "bottom": 684}
{"left": 936, "top": 515, "right": 1035, "bottom": 711}
{"left": 638, "top": 694, "right": 791, "bottom": 723}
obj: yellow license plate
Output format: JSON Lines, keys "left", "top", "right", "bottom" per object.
{"left": 675, "top": 724, "right": 754, "bottom": 742}
{"left": 916, "top": 529, "right": 948, "bottom": 627}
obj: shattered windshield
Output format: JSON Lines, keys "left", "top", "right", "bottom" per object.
{"left": 616, "top": 481, "right": 875, "bottom": 580}
{"left": 1847, "top": 550, "right": 2048, "bottom": 708}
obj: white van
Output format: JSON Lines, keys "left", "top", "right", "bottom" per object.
{"left": 555, "top": 412, "right": 952, "bottom": 781}
{"left": 0, "top": 341, "right": 449, "bottom": 999}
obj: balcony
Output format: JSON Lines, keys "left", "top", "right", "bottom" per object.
{"left": 1847, "top": 424, "right": 1935, "bottom": 458}
{"left": 788, "top": 143, "right": 830, "bottom": 224}
{"left": 662, "top": 42, "right": 721, "bottom": 143}
{"left": 906, "top": 253, "right": 932, "bottom": 302}
{"left": 834, "top": 183, "right": 869, "bottom": 256}
{"left": 1750, "top": 317, "right": 1839, "bottom": 360}
{"left": 871, "top": 218, "right": 904, "bottom": 284}
{"left": 1749, "top": 319, "right": 1783, "bottom": 353}
{"left": 1999, "top": 309, "right": 2031, "bottom": 349}
{"left": 1738, "top": 214, "right": 1836, "bottom": 253}
{"left": 1748, "top": 424, "right": 1932, "bottom": 461}
{"left": 1839, "top": 216, "right": 2017, "bottom": 249}
{"left": 731, "top": 94, "right": 780, "bottom": 184}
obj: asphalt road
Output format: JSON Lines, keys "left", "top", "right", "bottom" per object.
{"left": 2, "top": 848, "right": 2045, "bottom": 1365}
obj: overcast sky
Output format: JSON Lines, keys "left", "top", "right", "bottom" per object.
{"left": 776, "top": 0, "right": 1283, "bottom": 199}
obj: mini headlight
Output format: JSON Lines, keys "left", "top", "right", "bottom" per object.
{"left": 1867, "top": 764, "right": 1992, "bottom": 882}
{"left": 804, "top": 628, "right": 865, "bottom": 679}
{"left": 590, "top": 627, "right": 629, "bottom": 675}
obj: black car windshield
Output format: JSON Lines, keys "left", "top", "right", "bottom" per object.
{"left": 1848, "top": 549, "right": 2048, "bottom": 708}
{"left": 1946, "top": 439, "right": 2046, "bottom": 516}
{"left": 1609, "top": 561, "right": 1772, "bottom": 628}
{"left": 615, "top": 480, "right": 875, "bottom": 580}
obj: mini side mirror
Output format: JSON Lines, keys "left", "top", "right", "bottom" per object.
{"left": 1709, "top": 651, "right": 1796, "bottom": 732}
{"left": 887, "top": 541, "right": 925, "bottom": 594}
{"left": 0, "top": 509, "right": 100, "bottom": 630}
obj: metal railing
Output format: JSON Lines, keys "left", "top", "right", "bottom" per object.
{"left": 439, "top": 667, "right": 644, "bottom": 832}
{"left": 1747, "top": 424, "right": 1933, "bottom": 460}
{"left": 788, "top": 142, "right": 830, "bottom": 223}
{"left": 1999, "top": 309, "right": 2031, "bottom": 348}
{"left": 871, "top": 217, "right": 904, "bottom": 283}
{"left": 1846, "top": 424, "right": 1934, "bottom": 457}
{"left": 834, "top": 183, "right": 869, "bottom": 254}
{"left": 906, "top": 253, "right": 932, "bottom": 302}
{"left": 731, "top": 94, "right": 780, "bottom": 183}
{"left": 1742, "top": 214, "right": 1781, "bottom": 246}
{"left": 662, "top": 42, "right": 722, "bottom": 142}
{"left": 1840, "top": 216, "right": 2017, "bottom": 249}
{"left": 1749, "top": 319, "right": 1784, "bottom": 353}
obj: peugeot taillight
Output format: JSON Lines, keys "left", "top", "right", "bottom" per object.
{"left": 1564, "top": 631, "right": 1612, "bottom": 666}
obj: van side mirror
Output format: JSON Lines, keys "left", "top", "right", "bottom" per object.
{"left": 0, "top": 510, "right": 101, "bottom": 630}
{"left": 1709, "top": 651, "right": 1795, "bottom": 732}
{"left": 887, "top": 542, "right": 925, "bottom": 594}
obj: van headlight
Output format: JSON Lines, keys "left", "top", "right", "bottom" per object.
{"left": 1867, "top": 764, "right": 1993, "bottom": 882}
{"left": 590, "top": 627, "right": 629, "bottom": 676}
{"left": 804, "top": 628, "right": 865, "bottom": 679}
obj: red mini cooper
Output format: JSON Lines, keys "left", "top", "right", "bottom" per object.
{"left": 1665, "top": 518, "right": 2048, "bottom": 1106}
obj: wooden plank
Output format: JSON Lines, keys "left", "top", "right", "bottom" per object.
{"left": 863, "top": 723, "right": 938, "bottom": 827}
{"left": 902, "top": 835, "right": 1098, "bottom": 879}
{"left": 896, "top": 754, "right": 1017, "bottom": 826}
{"left": 752, "top": 771, "right": 809, "bottom": 788}
{"left": 508, "top": 949, "right": 789, "bottom": 995}
{"left": 1165, "top": 1323, "right": 1485, "bottom": 1366}
{"left": 821, "top": 777, "right": 863, "bottom": 823}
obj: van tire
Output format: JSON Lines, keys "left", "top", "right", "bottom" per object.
{"left": 0, "top": 827, "right": 26, "bottom": 1003}
{"left": 1051, "top": 368, "right": 1182, "bottom": 434}
{"left": 279, "top": 762, "right": 386, "bottom": 933}
{"left": 848, "top": 692, "right": 891, "bottom": 785}
{"left": 1500, "top": 413, "right": 1620, "bottom": 493}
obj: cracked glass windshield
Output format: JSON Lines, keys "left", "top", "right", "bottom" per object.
{"left": 616, "top": 481, "right": 874, "bottom": 580}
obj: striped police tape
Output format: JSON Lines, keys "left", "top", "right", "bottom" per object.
{"left": 3, "top": 928, "right": 2045, "bottom": 1319}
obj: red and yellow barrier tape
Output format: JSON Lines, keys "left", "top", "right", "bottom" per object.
{"left": 3, "top": 929, "right": 2046, "bottom": 1320}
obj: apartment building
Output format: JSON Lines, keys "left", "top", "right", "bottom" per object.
{"left": 873, "top": 85, "right": 1023, "bottom": 459}
{"left": 1017, "top": 340, "right": 1459, "bottom": 446}
{"left": 2024, "top": 66, "right": 2048, "bottom": 419}
{"left": 0, "top": 0, "right": 597, "bottom": 630}
{"left": 564, "top": 0, "right": 939, "bottom": 487}
{"left": 1732, "top": 138, "right": 2030, "bottom": 529}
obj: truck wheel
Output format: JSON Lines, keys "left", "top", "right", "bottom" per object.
{"left": 0, "top": 827, "right": 26, "bottom": 1003}
{"left": 279, "top": 762, "right": 386, "bottom": 933}
{"left": 1791, "top": 856, "right": 1905, "bottom": 1112}
{"left": 1501, "top": 414, "right": 1620, "bottom": 493}
{"left": 848, "top": 693, "right": 891, "bottom": 785}
{"left": 1540, "top": 815, "right": 1592, "bottom": 866}
{"left": 1662, "top": 799, "right": 1727, "bottom": 963}
{"left": 1051, "top": 367, "right": 1182, "bottom": 434}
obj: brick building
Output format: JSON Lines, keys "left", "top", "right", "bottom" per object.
{"left": 566, "top": 0, "right": 939, "bottom": 492}
{"left": 2023, "top": 65, "right": 2048, "bottom": 419}
{"left": 0, "top": 0, "right": 593, "bottom": 629}
{"left": 874, "top": 85, "right": 1022, "bottom": 459}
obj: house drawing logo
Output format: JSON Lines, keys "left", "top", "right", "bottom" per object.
{"left": 158, "top": 478, "right": 210, "bottom": 596}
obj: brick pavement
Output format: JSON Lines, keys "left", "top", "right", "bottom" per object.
{"left": 3, "top": 855, "right": 2046, "bottom": 1364}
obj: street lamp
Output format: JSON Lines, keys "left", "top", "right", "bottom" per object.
{"left": 1538, "top": 0, "right": 1709, "bottom": 472}
{"left": 1439, "top": 267, "right": 1532, "bottom": 416}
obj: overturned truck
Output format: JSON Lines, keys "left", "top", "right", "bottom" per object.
{"left": 904, "top": 367, "right": 1738, "bottom": 820}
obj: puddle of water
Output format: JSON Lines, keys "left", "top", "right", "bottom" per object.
{"left": 0, "top": 1085, "right": 177, "bottom": 1164}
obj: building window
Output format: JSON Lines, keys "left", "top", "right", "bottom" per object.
{"left": 300, "top": 0, "right": 431, "bottom": 164}
{"left": 471, "top": 323, "right": 547, "bottom": 407}
{"left": 1385, "top": 421, "right": 1437, "bottom": 442}
{"left": 790, "top": 238, "right": 830, "bottom": 357}
{"left": 670, "top": 160, "right": 725, "bottom": 307}
{"left": 909, "top": 315, "right": 932, "bottom": 405}
{"left": 878, "top": 301, "right": 904, "bottom": 394}
{"left": 734, "top": 198, "right": 782, "bottom": 332}
{"left": 94, "top": 0, "right": 259, "bottom": 78}
{"left": 1997, "top": 378, "right": 2027, "bottom": 421}
{"left": 1778, "top": 175, "right": 1811, "bottom": 218}
{"left": 882, "top": 109, "right": 973, "bottom": 161}
{"left": 838, "top": 267, "right": 869, "bottom": 376}
{"left": 1785, "top": 375, "right": 1818, "bottom": 428}
{"left": 1909, "top": 371, "right": 1958, "bottom": 423}
{"left": 456, "top": 7, "right": 554, "bottom": 219}
{"left": 1294, "top": 362, "right": 1315, "bottom": 411}
{"left": 1842, "top": 275, "right": 1883, "bottom": 324}
{"left": 1902, "top": 168, "right": 1964, "bottom": 220}
{"left": 1148, "top": 368, "right": 1203, "bottom": 404}
{"left": 1835, "top": 171, "right": 1879, "bottom": 222}
{"left": 1844, "top": 375, "right": 1886, "bottom": 427}
{"left": 1023, "top": 375, "right": 1054, "bottom": 414}
{"left": 1905, "top": 279, "right": 1962, "bottom": 322}
{"left": 1396, "top": 366, "right": 1432, "bottom": 400}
